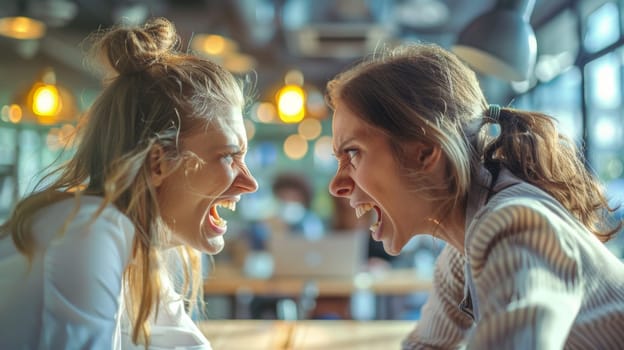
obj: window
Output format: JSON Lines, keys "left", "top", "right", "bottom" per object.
{"left": 584, "top": 52, "right": 624, "bottom": 181}
{"left": 515, "top": 67, "right": 583, "bottom": 143}
{"left": 584, "top": 1, "right": 620, "bottom": 53}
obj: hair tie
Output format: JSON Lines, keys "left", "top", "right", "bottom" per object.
{"left": 487, "top": 104, "right": 501, "bottom": 122}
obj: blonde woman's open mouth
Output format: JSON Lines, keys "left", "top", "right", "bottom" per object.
{"left": 206, "top": 199, "right": 237, "bottom": 234}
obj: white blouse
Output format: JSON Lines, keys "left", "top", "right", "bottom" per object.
{"left": 0, "top": 195, "right": 212, "bottom": 349}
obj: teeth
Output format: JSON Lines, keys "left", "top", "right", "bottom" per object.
{"left": 369, "top": 221, "right": 380, "bottom": 232}
{"left": 355, "top": 203, "right": 373, "bottom": 218}
{"left": 355, "top": 203, "right": 381, "bottom": 233}
{"left": 213, "top": 216, "right": 227, "bottom": 227}
{"left": 210, "top": 200, "right": 237, "bottom": 228}
{"left": 217, "top": 200, "right": 237, "bottom": 211}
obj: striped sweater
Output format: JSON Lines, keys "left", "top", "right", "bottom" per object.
{"left": 402, "top": 166, "right": 624, "bottom": 349}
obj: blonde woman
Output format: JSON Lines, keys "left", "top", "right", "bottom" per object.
{"left": 0, "top": 18, "right": 257, "bottom": 349}
{"left": 326, "top": 43, "right": 624, "bottom": 349}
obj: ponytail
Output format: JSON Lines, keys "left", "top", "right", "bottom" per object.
{"left": 483, "top": 107, "right": 621, "bottom": 242}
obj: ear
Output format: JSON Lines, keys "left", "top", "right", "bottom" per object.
{"left": 407, "top": 141, "right": 443, "bottom": 172}
{"left": 149, "top": 144, "right": 167, "bottom": 188}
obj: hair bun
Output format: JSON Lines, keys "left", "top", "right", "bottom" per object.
{"left": 100, "top": 17, "right": 179, "bottom": 75}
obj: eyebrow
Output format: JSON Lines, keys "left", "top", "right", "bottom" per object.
{"left": 214, "top": 144, "right": 242, "bottom": 153}
{"left": 333, "top": 136, "right": 358, "bottom": 156}
{"left": 206, "top": 144, "right": 242, "bottom": 153}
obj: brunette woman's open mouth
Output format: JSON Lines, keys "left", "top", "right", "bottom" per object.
{"left": 355, "top": 203, "right": 383, "bottom": 240}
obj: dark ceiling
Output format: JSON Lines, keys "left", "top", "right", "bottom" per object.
{"left": 1, "top": 0, "right": 577, "bottom": 105}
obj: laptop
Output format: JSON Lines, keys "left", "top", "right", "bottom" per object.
{"left": 268, "top": 230, "right": 368, "bottom": 278}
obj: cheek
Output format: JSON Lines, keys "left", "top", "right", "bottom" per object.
{"left": 156, "top": 172, "right": 185, "bottom": 210}
{"left": 186, "top": 163, "right": 232, "bottom": 194}
{"left": 354, "top": 159, "right": 387, "bottom": 192}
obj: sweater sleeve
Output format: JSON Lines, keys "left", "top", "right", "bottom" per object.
{"left": 466, "top": 202, "right": 583, "bottom": 349}
{"left": 39, "top": 208, "right": 134, "bottom": 349}
{"left": 402, "top": 245, "right": 474, "bottom": 349}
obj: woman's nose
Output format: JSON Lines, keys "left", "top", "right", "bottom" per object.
{"left": 329, "top": 172, "right": 352, "bottom": 197}
{"left": 238, "top": 165, "right": 259, "bottom": 193}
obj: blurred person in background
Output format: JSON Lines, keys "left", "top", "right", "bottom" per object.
{"left": 246, "top": 172, "right": 325, "bottom": 318}
{"left": 266, "top": 171, "right": 324, "bottom": 239}
{"left": 241, "top": 171, "right": 324, "bottom": 262}
{"left": 0, "top": 18, "right": 257, "bottom": 349}
{"left": 326, "top": 43, "right": 624, "bottom": 349}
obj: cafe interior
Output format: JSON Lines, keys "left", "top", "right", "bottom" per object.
{"left": 1, "top": 0, "right": 623, "bottom": 348}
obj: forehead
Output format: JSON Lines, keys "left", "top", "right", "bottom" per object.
{"left": 207, "top": 106, "right": 245, "bottom": 132}
{"left": 332, "top": 103, "right": 378, "bottom": 147}
{"left": 184, "top": 106, "right": 247, "bottom": 148}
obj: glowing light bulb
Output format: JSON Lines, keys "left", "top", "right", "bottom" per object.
{"left": 277, "top": 85, "right": 305, "bottom": 123}
{"left": 0, "top": 16, "right": 46, "bottom": 40}
{"left": 32, "top": 84, "right": 61, "bottom": 124}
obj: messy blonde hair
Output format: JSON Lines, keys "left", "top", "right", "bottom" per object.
{"left": 326, "top": 43, "right": 620, "bottom": 242}
{"left": 1, "top": 18, "right": 244, "bottom": 345}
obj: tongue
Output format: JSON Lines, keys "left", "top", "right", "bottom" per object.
{"left": 207, "top": 206, "right": 227, "bottom": 233}
{"left": 210, "top": 205, "right": 221, "bottom": 221}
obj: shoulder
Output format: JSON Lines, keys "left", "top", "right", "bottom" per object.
{"left": 30, "top": 197, "right": 136, "bottom": 335}
{"left": 75, "top": 195, "right": 134, "bottom": 240}
{"left": 468, "top": 182, "right": 577, "bottom": 239}
{"left": 466, "top": 183, "right": 584, "bottom": 275}
{"left": 32, "top": 195, "right": 135, "bottom": 261}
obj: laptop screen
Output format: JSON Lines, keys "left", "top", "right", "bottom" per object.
{"left": 268, "top": 230, "right": 368, "bottom": 278}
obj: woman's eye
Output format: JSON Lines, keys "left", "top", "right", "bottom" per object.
{"left": 346, "top": 149, "right": 359, "bottom": 164}
{"left": 345, "top": 149, "right": 359, "bottom": 161}
{"left": 223, "top": 151, "right": 245, "bottom": 165}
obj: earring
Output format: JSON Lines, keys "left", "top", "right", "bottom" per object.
{"left": 427, "top": 217, "right": 441, "bottom": 226}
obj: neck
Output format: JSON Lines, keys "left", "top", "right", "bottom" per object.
{"left": 430, "top": 199, "right": 466, "bottom": 252}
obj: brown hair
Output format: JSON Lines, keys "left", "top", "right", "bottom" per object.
{"left": 326, "top": 43, "right": 620, "bottom": 242}
{"left": 1, "top": 18, "right": 245, "bottom": 345}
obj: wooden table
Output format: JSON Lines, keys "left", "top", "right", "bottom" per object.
{"left": 203, "top": 264, "right": 432, "bottom": 319}
{"left": 199, "top": 320, "right": 416, "bottom": 349}
{"left": 204, "top": 264, "right": 432, "bottom": 297}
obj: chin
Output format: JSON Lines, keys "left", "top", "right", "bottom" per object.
{"left": 201, "top": 236, "right": 225, "bottom": 255}
{"left": 383, "top": 230, "right": 410, "bottom": 256}
{"left": 382, "top": 238, "right": 402, "bottom": 256}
